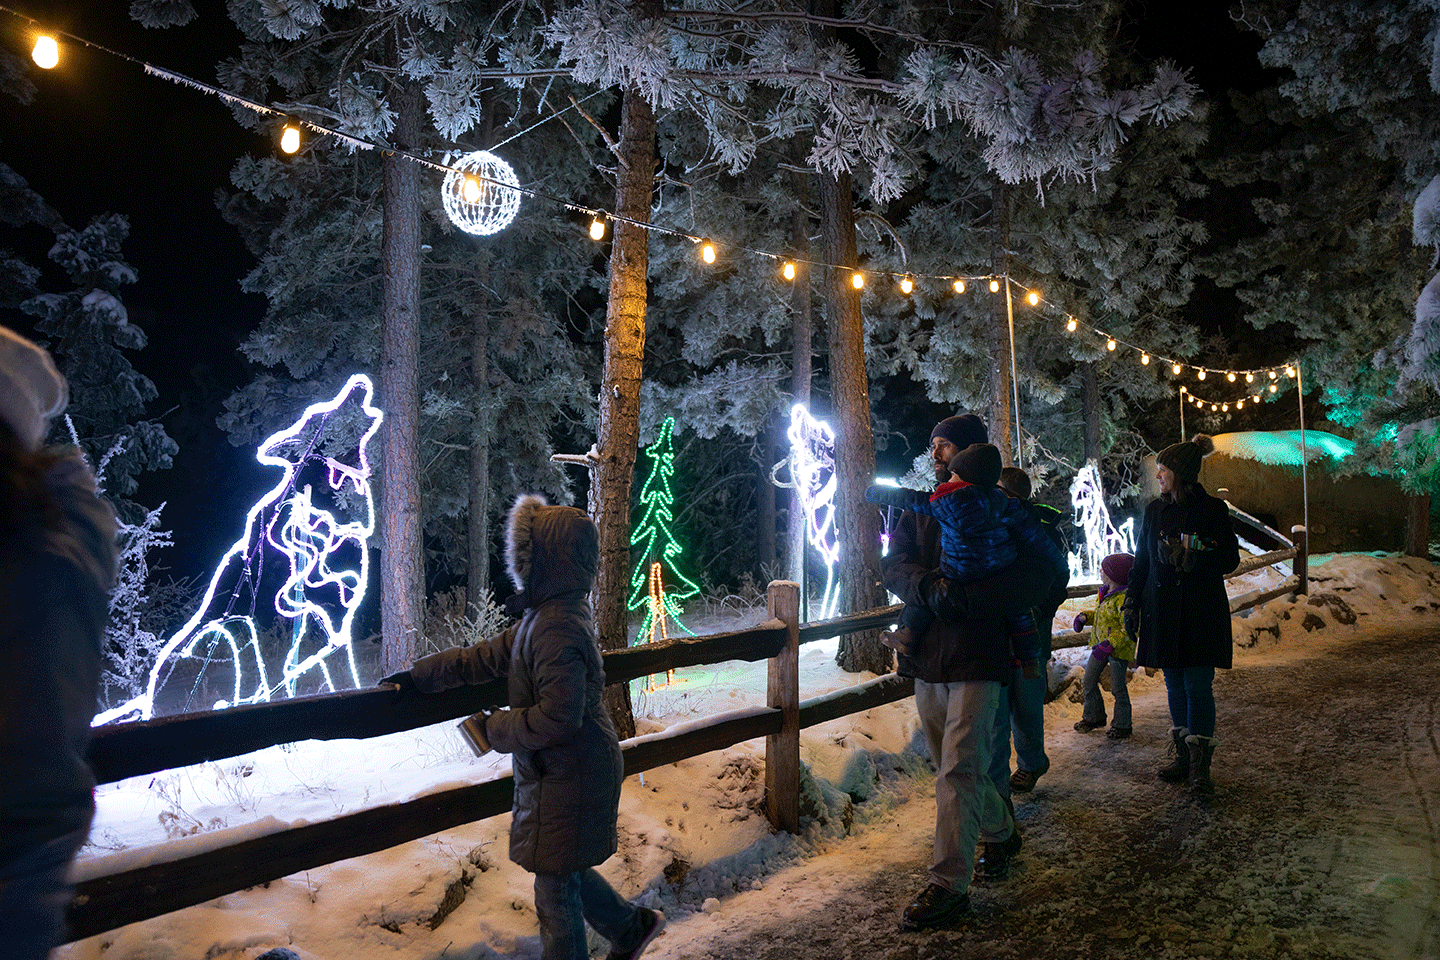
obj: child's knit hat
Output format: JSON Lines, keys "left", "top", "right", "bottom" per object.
{"left": 1101, "top": 552, "right": 1135, "bottom": 587}
{"left": 949, "top": 443, "right": 1002, "bottom": 488}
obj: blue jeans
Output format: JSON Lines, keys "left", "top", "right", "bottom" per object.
{"left": 988, "top": 664, "right": 1049, "bottom": 801}
{"left": 1163, "top": 666, "right": 1216, "bottom": 737}
{"left": 533, "top": 868, "right": 645, "bottom": 960}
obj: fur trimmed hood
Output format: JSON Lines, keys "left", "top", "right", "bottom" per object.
{"left": 504, "top": 494, "right": 598, "bottom": 605}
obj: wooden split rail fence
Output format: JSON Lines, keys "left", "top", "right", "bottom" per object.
{"left": 69, "top": 505, "right": 1307, "bottom": 941}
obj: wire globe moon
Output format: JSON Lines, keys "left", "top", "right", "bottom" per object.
{"left": 442, "top": 151, "right": 521, "bottom": 236}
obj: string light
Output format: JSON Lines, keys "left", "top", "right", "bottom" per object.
{"left": 589, "top": 215, "right": 606, "bottom": 240}
{"left": 953, "top": 279, "right": 966, "bottom": 294}
{"left": 1246, "top": 372, "right": 1254, "bottom": 383}
{"left": 1027, "top": 290, "right": 1040, "bottom": 306}
{"left": 1197, "top": 369, "right": 1207, "bottom": 380}
{"left": 1270, "top": 383, "right": 1278, "bottom": 393}
{"left": 989, "top": 279, "right": 1001, "bottom": 293}
{"left": 1066, "top": 318, "right": 1078, "bottom": 332}
{"left": 32, "top": 34, "right": 58, "bottom": 69}
{"left": 851, "top": 271, "right": 864, "bottom": 289}
{"left": 782, "top": 261, "right": 796, "bottom": 281}
{"left": 1141, "top": 353, "right": 1150, "bottom": 365}
{"left": 1106, "top": 338, "right": 1117, "bottom": 351}
{"left": 1173, "top": 363, "right": 1183, "bottom": 375}
{"left": 627, "top": 417, "right": 699, "bottom": 660}
{"left": 1227, "top": 371, "right": 1236, "bottom": 382}
{"left": 900, "top": 275, "right": 914, "bottom": 294}
{"left": 1270, "top": 370, "right": 1278, "bottom": 379}
{"left": 280, "top": 120, "right": 302, "bottom": 154}
{"left": 701, "top": 240, "right": 717, "bottom": 264}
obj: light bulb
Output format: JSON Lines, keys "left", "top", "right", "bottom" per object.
{"left": 701, "top": 241, "right": 716, "bottom": 264}
{"left": 1141, "top": 353, "right": 1151, "bottom": 365}
{"left": 1269, "top": 383, "right": 1277, "bottom": 393}
{"left": 1237, "top": 400, "right": 1244, "bottom": 409}
{"left": 1173, "top": 363, "right": 1182, "bottom": 375}
{"left": 1027, "top": 290, "right": 1040, "bottom": 306}
{"left": 1222, "top": 404, "right": 1229, "bottom": 412}
{"left": 1179, "top": 385, "right": 1187, "bottom": 394}
{"left": 953, "top": 279, "right": 966, "bottom": 294}
{"left": 851, "top": 271, "right": 864, "bottom": 290}
{"left": 1211, "top": 404, "right": 1218, "bottom": 412}
{"left": 1066, "top": 318, "right": 1078, "bottom": 332}
{"left": 462, "top": 175, "right": 482, "bottom": 204}
{"left": 1286, "top": 365, "right": 1295, "bottom": 377}
{"left": 589, "top": 216, "right": 605, "bottom": 240}
{"left": 782, "top": 261, "right": 796, "bottom": 281}
{"left": 32, "top": 35, "right": 59, "bottom": 69}
{"left": 1226, "top": 371, "right": 1236, "bottom": 382}
{"left": 1106, "top": 338, "right": 1116, "bottom": 351}
{"left": 280, "top": 122, "right": 301, "bottom": 154}
{"left": 989, "top": 279, "right": 1000, "bottom": 293}
{"left": 1269, "top": 370, "right": 1278, "bottom": 379}
{"left": 1198, "top": 369, "right": 1207, "bottom": 380}
{"left": 900, "top": 276, "right": 913, "bottom": 294}
{"left": 1246, "top": 372, "right": 1254, "bottom": 383}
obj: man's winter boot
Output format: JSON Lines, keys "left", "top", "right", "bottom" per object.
{"left": 1186, "top": 734, "right": 1218, "bottom": 796}
{"left": 1157, "top": 726, "right": 1190, "bottom": 783}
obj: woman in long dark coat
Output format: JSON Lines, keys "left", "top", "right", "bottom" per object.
{"left": 1124, "top": 435, "right": 1240, "bottom": 795}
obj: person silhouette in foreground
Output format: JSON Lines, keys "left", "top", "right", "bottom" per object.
{"left": 879, "top": 414, "right": 1061, "bottom": 931}
{"left": 381, "top": 494, "right": 664, "bottom": 960}
{"left": 0, "top": 326, "right": 117, "bottom": 960}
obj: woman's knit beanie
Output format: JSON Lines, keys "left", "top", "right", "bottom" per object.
{"left": 1156, "top": 434, "right": 1215, "bottom": 483}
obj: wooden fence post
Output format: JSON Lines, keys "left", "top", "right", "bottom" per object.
{"left": 1291, "top": 525, "right": 1308, "bottom": 595}
{"left": 765, "top": 580, "right": 801, "bottom": 833}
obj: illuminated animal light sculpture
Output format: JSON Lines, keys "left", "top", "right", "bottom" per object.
{"left": 1069, "top": 460, "right": 1136, "bottom": 585}
{"left": 771, "top": 403, "right": 840, "bottom": 621}
{"left": 93, "top": 375, "right": 383, "bottom": 724}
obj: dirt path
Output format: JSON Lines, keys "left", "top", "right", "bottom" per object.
{"left": 647, "top": 625, "right": 1440, "bottom": 960}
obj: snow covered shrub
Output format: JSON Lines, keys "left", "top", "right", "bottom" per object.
{"left": 418, "top": 586, "right": 509, "bottom": 657}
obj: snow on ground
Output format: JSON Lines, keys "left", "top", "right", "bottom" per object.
{"left": 58, "top": 552, "right": 1440, "bottom": 960}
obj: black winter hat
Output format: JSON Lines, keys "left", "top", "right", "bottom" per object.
{"left": 1156, "top": 434, "right": 1215, "bottom": 483}
{"left": 949, "top": 443, "right": 1002, "bottom": 488}
{"left": 930, "top": 413, "right": 987, "bottom": 451}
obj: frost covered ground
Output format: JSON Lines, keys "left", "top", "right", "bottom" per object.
{"left": 60, "top": 552, "right": 1440, "bottom": 960}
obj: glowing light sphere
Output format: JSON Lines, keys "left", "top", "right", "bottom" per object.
{"left": 701, "top": 240, "right": 717, "bottom": 264}
{"left": 1027, "top": 290, "right": 1040, "bottom": 306}
{"left": 851, "top": 271, "right": 864, "bottom": 289}
{"left": 1106, "top": 338, "right": 1117, "bottom": 351}
{"left": 1142, "top": 353, "right": 1151, "bottom": 365}
{"left": 1173, "top": 363, "right": 1183, "bottom": 375}
{"left": 954, "top": 279, "right": 966, "bottom": 294}
{"left": 442, "top": 150, "right": 521, "bottom": 236}
{"left": 989, "top": 279, "right": 1001, "bottom": 293}
{"left": 783, "top": 261, "right": 797, "bottom": 281}
{"left": 1228, "top": 371, "right": 1237, "bottom": 382}
{"left": 32, "top": 35, "right": 58, "bottom": 69}
{"left": 900, "top": 276, "right": 914, "bottom": 294}
{"left": 1246, "top": 372, "right": 1255, "bottom": 383}
{"left": 1067, "top": 318, "right": 1078, "bottom": 332}
{"left": 589, "top": 216, "right": 606, "bottom": 240}
{"left": 1198, "top": 369, "right": 1207, "bottom": 380}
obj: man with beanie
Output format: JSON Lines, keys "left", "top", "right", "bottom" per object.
{"left": 879, "top": 413, "right": 1060, "bottom": 929}
{"left": 1125, "top": 435, "right": 1240, "bottom": 797}
{"left": 0, "top": 325, "right": 117, "bottom": 959}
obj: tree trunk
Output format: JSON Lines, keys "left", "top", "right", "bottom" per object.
{"left": 589, "top": 84, "right": 657, "bottom": 740}
{"left": 469, "top": 308, "right": 491, "bottom": 600}
{"left": 988, "top": 182, "right": 1014, "bottom": 464}
{"left": 378, "top": 77, "right": 425, "bottom": 675}
{"left": 1082, "top": 361, "right": 1101, "bottom": 464}
{"left": 817, "top": 170, "right": 887, "bottom": 674}
{"left": 756, "top": 447, "right": 776, "bottom": 577}
{"left": 1404, "top": 494, "right": 1430, "bottom": 558}
{"left": 788, "top": 169, "right": 813, "bottom": 585}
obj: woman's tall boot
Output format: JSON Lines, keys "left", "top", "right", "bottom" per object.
{"left": 1157, "top": 726, "right": 1190, "bottom": 783}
